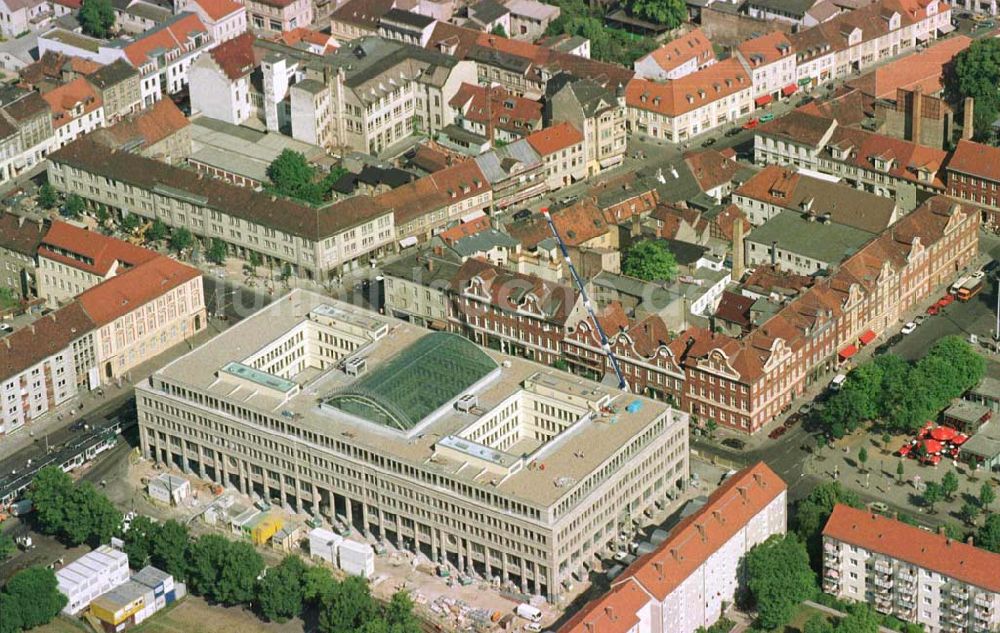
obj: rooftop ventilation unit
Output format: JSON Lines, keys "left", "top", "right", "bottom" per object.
{"left": 344, "top": 357, "right": 367, "bottom": 377}
{"left": 455, "top": 394, "right": 478, "bottom": 412}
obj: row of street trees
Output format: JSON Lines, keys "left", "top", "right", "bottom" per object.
{"left": 818, "top": 336, "right": 985, "bottom": 437}
{"left": 24, "top": 466, "right": 421, "bottom": 633}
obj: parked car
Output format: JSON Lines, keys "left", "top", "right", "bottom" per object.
{"left": 0, "top": 323, "right": 11, "bottom": 333}
{"left": 914, "top": 314, "right": 926, "bottom": 326}
{"left": 798, "top": 403, "right": 814, "bottom": 415}
{"left": 768, "top": 426, "right": 787, "bottom": 440}
{"left": 742, "top": 118, "right": 760, "bottom": 130}
{"left": 901, "top": 321, "right": 917, "bottom": 335}
{"left": 783, "top": 414, "right": 801, "bottom": 429}
{"left": 926, "top": 304, "right": 940, "bottom": 316}
{"left": 558, "top": 195, "right": 577, "bottom": 205}
{"left": 760, "top": 112, "right": 775, "bottom": 122}
{"left": 701, "top": 137, "right": 717, "bottom": 147}
{"left": 830, "top": 374, "right": 847, "bottom": 391}
{"left": 511, "top": 209, "right": 531, "bottom": 221}
{"left": 725, "top": 127, "right": 742, "bottom": 137}
{"left": 722, "top": 437, "right": 746, "bottom": 450}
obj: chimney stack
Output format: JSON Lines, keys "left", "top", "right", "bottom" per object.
{"left": 967, "top": 535, "right": 975, "bottom": 546}
{"left": 910, "top": 86, "right": 923, "bottom": 144}
{"left": 963, "top": 97, "right": 975, "bottom": 140}
{"left": 732, "top": 216, "right": 745, "bottom": 280}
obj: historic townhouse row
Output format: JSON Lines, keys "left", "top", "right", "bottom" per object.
{"left": 563, "top": 196, "right": 978, "bottom": 433}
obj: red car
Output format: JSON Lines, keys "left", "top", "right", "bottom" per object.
{"left": 938, "top": 294, "right": 955, "bottom": 307}
{"left": 926, "top": 304, "right": 940, "bottom": 316}
{"left": 742, "top": 118, "right": 760, "bottom": 130}
{"left": 768, "top": 426, "right": 788, "bottom": 439}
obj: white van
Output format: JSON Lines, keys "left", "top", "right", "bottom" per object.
{"left": 830, "top": 374, "right": 847, "bottom": 391}
{"left": 516, "top": 604, "right": 543, "bottom": 623}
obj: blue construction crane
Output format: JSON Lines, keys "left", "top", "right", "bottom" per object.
{"left": 540, "top": 207, "right": 628, "bottom": 391}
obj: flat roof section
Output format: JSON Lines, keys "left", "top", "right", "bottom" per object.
{"left": 222, "top": 361, "right": 297, "bottom": 393}
{"left": 323, "top": 332, "right": 499, "bottom": 431}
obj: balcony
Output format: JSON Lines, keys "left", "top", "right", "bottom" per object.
{"left": 975, "top": 595, "right": 992, "bottom": 609}
{"left": 949, "top": 601, "right": 969, "bottom": 615}
{"left": 824, "top": 568, "right": 840, "bottom": 579}
{"left": 874, "top": 560, "right": 892, "bottom": 574}
{"left": 974, "top": 607, "right": 992, "bottom": 621}
{"left": 873, "top": 576, "right": 893, "bottom": 591}
{"left": 824, "top": 552, "right": 840, "bottom": 566}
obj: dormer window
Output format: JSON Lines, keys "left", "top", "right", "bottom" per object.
{"left": 685, "top": 94, "right": 693, "bottom": 104}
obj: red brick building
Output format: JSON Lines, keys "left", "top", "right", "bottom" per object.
{"left": 562, "top": 196, "right": 979, "bottom": 434}
{"left": 945, "top": 138, "right": 1000, "bottom": 230}
{"left": 448, "top": 258, "right": 583, "bottom": 364}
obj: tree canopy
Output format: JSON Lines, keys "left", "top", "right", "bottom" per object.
{"left": 745, "top": 534, "right": 816, "bottom": 630}
{"left": 27, "top": 466, "right": 122, "bottom": 546}
{"left": 543, "top": 0, "right": 656, "bottom": 65}
{"left": 1, "top": 566, "right": 67, "bottom": 633}
{"left": 266, "top": 150, "right": 344, "bottom": 205}
{"left": 257, "top": 555, "right": 307, "bottom": 622}
{"left": 626, "top": 0, "right": 686, "bottom": 27}
{"left": 169, "top": 227, "right": 194, "bottom": 253}
{"left": 947, "top": 38, "right": 1000, "bottom": 142}
{"left": 79, "top": 0, "right": 115, "bottom": 38}
{"left": 793, "top": 482, "right": 862, "bottom": 569}
{"left": 188, "top": 534, "right": 264, "bottom": 605}
{"left": 622, "top": 239, "right": 679, "bottom": 282}
{"left": 977, "top": 513, "right": 1000, "bottom": 553}
{"left": 819, "top": 337, "right": 985, "bottom": 436}
{"left": 37, "top": 183, "right": 57, "bottom": 209}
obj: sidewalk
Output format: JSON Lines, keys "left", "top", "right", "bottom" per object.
{"left": 0, "top": 325, "right": 222, "bottom": 461}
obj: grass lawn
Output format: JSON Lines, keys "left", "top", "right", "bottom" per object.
{"left": 781, "top": 604, "right": 837, "bottom": 633}
{"left": 0, "top": 286, "right": 19, "bottom": 312}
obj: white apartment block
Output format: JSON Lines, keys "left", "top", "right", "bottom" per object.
{"left": 136, "top": 291, "right": 690, "bottom": 602}
{"left": 624, "top": 59, "right": 752, "bottom": 144}
{"left": 736, "top": 32, "right": 797, "bottom": 102}
{"left": 823, "top": 504, "right": 1000, "bottom": 633}
{"left": 789, "top": 0, "right": 952, "bottom": 89}
{"left": 0, "top": 304, "right": 95, "bottom": 436}
{"left": 184, "top": 0, "right": 248, "bottom": 43}
{"left": 561, "top": 463, "right": 787, "bottom": 633}
{"left": 48, "top": 137, "right": 396, "bottom": 279}
{"left": 189, "top": 34, "right": 256, "bottom": 125}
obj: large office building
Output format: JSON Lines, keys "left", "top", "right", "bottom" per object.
{"left": 823, "top": 504, "right": 1000, "bottom": 633}
{"left": 136, "top": 290, "right": 690, "bottom": 600}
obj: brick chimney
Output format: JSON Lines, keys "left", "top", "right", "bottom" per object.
{"left": 910, "top": 87, "right": 923, "bottom": 144}
{"left": 732, "top": 216, "right": 745, "bottom": 280}
{"left": 963, "top": 97, "right": 975, "bottom": 140}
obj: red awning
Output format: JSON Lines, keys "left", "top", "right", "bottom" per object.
{"left": 858, "top": 330, "right": 876, "bottom": 345}
{"left": 838, "top": 344, "right": 858, "bottom": 360}
{"left": 781, "top": 84, "right": 797, "bottom": 97}
{"left": 755, "top": 94, "right": 773, "bottom": 107}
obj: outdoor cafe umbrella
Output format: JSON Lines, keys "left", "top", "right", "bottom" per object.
{"left": 929, "top": 426, "right": 958, "bottom": 442}
{"left": 922, "top": 439, "right": 944, "bottom": 455}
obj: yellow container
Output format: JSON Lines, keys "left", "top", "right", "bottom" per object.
{"left": 250, "top": 514, "right": 283, "bottom": 545}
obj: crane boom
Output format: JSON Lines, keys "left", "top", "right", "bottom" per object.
{"left": 540, "top": 207, "right": 628, "bottom": 391}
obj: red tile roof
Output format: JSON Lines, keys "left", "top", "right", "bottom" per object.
{"left": 451, "top": 257, "right": 579, "bottom": 325}
{"left": 449, "top": 83, "right": 542, "bottom": 135}
{"left": 638, "top": 27, "right": 714, "bottom": 75}
{"left": 438, "top": 215, "right": 491, "bottom": 244}
{"left": 625, "top": 59, "right": 750, "bottom": 118}
{"left": 190, "top": 0, "right": 243, "bottom": 20}
{"left": 847, "top": 35, "right": 971, "bottom": 99}
{"left": 42, "top": 77, "right": 102, "bottom": 129}
{"left": 715, "top": 291, "right": 754, "bottom": 328}
{"left": 77, "top": 256, "right": 200, "bottom": 326}
{"left": 123, "top": 13, "right": 208, "bottom": 68}
{"left": 508, "top": 198, "right": 610, "bottom": 248}
{"left": 947, "top": 138, "right": 1000, "bottom": 183}
{"left": 525, "top": 121, "right": 583, "bottom": 156}
{"left": 0, "top": 301, "right": 96, "bottom": 379}
{"left": 824, "top": 504, "right": 1000, "bottom": 593}
{"left": 561, "top": 462, "right": 786, "bottom": 633}
{"left": 684, "top": 148, "right": 740, "bottom": 193}
{"left": 276, "top": 27, "right": 338, "bottom": 53}
{"left": 737, "top": 31, "right": 795, "bottom": 68}
{"left": 207, "top": 32, "right": 257, "bottom": 80}
{"left": 39, "top": 221, "right": 158, "bottom": 277}
{"left": 377, "top": 160, "right": 489, "bottom": 227}
{"left": 96, "top": 98, "right": 189, "bottom": 149}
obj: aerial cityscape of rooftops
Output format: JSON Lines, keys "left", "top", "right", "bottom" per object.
{"left": 2, "top": 0, "right": 1000, "bottom": 632}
